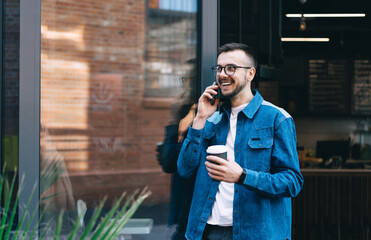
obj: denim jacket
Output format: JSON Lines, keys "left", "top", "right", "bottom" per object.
{"left": 177, "top": 91, "right": 304, "bottom": 240}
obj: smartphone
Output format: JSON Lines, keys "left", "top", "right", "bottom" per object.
{"left": 210, "top": 82, "right": 222, "bottom": 106}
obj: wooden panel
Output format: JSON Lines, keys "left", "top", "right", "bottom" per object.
{"left": 292, "top": 171, "right": 371, "bottom": 240}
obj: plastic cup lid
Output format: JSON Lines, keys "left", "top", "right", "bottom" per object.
{"left": 206, "top": 145, "right": 227, "bottom": 154}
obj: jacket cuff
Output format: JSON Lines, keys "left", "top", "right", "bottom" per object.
{"left": 187, "top": 127, "right": 204, "bottom": 144}
{"left": 243, "top": 169, "right": 259, "bottom": 187}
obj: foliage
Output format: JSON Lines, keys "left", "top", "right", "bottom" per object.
{"left": 0, "top": 168, "right": 151, "bottom": 239}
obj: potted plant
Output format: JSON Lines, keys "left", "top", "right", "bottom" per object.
{"left": 0, "top": 167, "right": 151, "bottom": 239}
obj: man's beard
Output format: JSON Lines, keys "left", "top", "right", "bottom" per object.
{"left": 222, "top": 77, "right": 247, "bottom": 99}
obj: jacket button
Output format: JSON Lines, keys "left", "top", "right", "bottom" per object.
{"left": 235, "top": 232, "right": 238, "bottom": 235}
{"left": 202, "top": 217, "right": 205, "bottom": 221}
{"left": 194, "top": 150, "right": 197, "bottom": 153}
{"left": 237, "top": 132, "right": 240, "bottom": 134}
{"left": 197, "top": 135, "right": 200, "bottom": 138}
{"left": 234, "top": 210, "right": 238, "bottom": 213}
{"left": 259, "top": 144, "right": 262, "bottom": 147}
{"left": 209, "top": 198, "right": 212, "bottom": 201}
{"left": 221, "top": 141, "right": 224, "bottom": 144}
{"left": 236, "top": 150, "right": 239, "bottom": 153}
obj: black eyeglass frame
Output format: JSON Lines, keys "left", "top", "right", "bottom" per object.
{"left": 211, "top": 64, "right": 252, "bottom": 76}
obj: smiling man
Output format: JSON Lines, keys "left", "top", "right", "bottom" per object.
{"left": 177, "top": 43, "right": 304, "bottom": 240}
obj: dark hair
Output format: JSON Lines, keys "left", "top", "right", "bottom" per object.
{"left": 217, "top": 43, "right": 257, "bottom": 69}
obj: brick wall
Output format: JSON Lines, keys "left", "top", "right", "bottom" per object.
{"left": 40, "top": 0, "right": 174, "bottom": 207}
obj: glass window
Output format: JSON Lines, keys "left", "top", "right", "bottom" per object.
{"left": 40, "top": 0, "right": 198, "bottom": 238}
{"left": 1, "top": 0, "right": 20, "bottom": 223}
{"left": 145, "top": 0, "right": 197, "bottom": 97}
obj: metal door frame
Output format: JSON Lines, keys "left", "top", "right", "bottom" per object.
{"left": 19, "top": 0, "right": 41, "bottom": 230}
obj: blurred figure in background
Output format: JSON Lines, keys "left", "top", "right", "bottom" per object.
{"left": 157, "top": 59, "right": 197, "bottom": 240}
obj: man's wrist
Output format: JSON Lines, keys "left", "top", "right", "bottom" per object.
{"left": 192, "top": 115, "right": 207, "bottom": 129}
{"left": 237, "top": 168, "right": 247, "bottom": 185}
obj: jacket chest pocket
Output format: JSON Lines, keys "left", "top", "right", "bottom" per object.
{"left": 247, "top": 138, "right": 273, "bottom": 171}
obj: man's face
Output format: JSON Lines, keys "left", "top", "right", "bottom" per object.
{"left": 216, "top": 50, "right": 255, "bottom": 99}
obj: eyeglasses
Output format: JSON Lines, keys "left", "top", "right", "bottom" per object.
{"left": 211, "top": 64, "right": 251, "bottom": 76}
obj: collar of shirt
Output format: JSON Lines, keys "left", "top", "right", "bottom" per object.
{"left": 220, "top": 90, "right": 263, "bottom": 119}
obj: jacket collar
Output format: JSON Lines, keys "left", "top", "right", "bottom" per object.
{"left": 221, "top": 90, "right": 263, "bottom": 119}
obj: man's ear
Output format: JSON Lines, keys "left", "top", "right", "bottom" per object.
{"left": 246, "top": 68, "right": 256, "bottom": 82}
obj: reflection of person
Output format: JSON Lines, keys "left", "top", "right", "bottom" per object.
{"left": 158, "top": 60, "right": 197, "bottom": 240}
{"left": 177, "top": 43, "right": 304, "bottom": 240}
{"left": 40, "top": 126, "right": 77, "bottom": 233}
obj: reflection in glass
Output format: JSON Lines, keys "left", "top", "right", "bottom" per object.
{"left": 145, "top": 0, "right": 197, "bottom": 97}
{"left": 1, "top": 0, "right": 20, "bottom": 228}
{"left": 40, "top": 0, "right": 197, "bottom": 237}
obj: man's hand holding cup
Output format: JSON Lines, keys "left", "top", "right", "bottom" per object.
{"left": 205, "top": 145, "right": 243, "bottom": 183}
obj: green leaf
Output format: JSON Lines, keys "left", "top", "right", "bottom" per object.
{"left": 1, "top": 163, "right": 149, "bottom": 239}
{"left": 79, "top": 197, "right": 107, "bottom": 240}
{"left": 108, "top": 188, "right": 151, "bottom": 240}
{"left": 105, "top": 192, "right": 138, "bottom": 239}
{"left": 11, "top": 183, "right": 38, "bottom": 240}
{"left": 22, "top": 202, "right": 47, "bottom": 239}
{"left": 53, "top": 210, "right": 65, "bottom": 240}
{"left": 90, "top": 193, "right": 126, "bottom": 240}
{"left": 4, "top": 175, "right": 25, "bottom": 239}
{"left": 66, "top": 209, "right": 85, "bottom": 240}
{"left": 0, "top": 168, "right": 18, "bottom": 239}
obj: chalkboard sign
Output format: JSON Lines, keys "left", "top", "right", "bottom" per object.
{"left": 308, "top": 59, "right": 349, "bottom": 114}
{"left": 352, "top": 60, "right": 371, "bottom": 115}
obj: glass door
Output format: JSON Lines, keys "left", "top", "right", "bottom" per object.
{"left": 17, "top": 0, "right": 217, "bottom": 238}
{"left": 39, "top": 0, "right": 200, "bottom": 238}
{"left": 1, "top": 0, "right": 20, "bottom": 233}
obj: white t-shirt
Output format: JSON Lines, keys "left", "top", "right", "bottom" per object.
{"left": 207, "top": 103, "right": 248, "bottom": 226}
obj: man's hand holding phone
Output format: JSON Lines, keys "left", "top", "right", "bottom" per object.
{"left": 209, "top": 83, "right": 221, "bottom": 106}
{"left": 192, "top": 83, "right": 220, "bottom": 129}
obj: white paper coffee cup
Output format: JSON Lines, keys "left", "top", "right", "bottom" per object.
{"left": 206, "top": 145, "right": 227, "bottom": 163}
